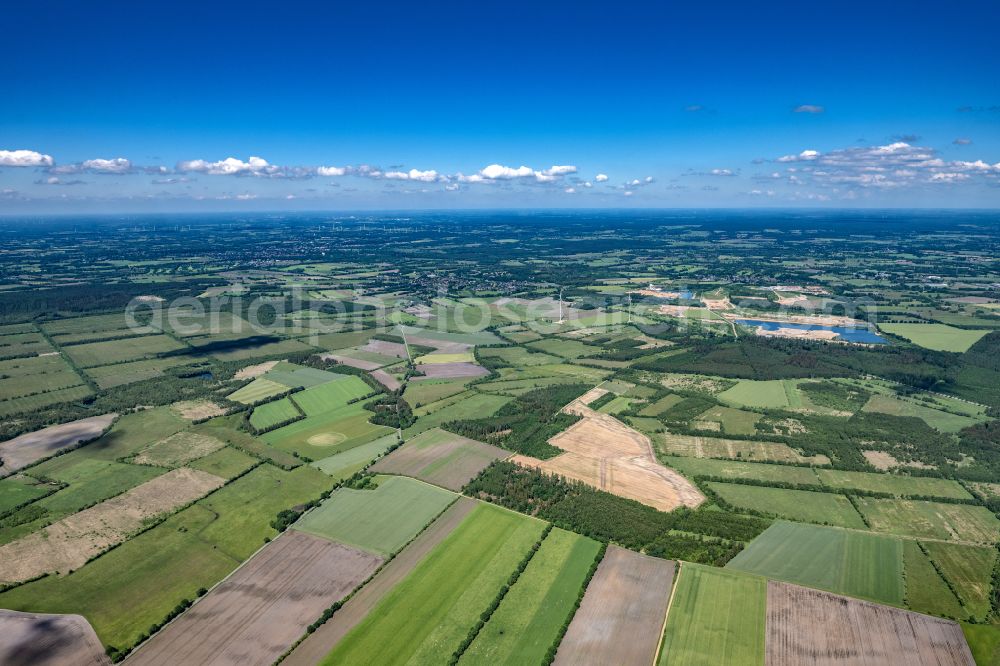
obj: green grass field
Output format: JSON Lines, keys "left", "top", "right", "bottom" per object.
{"left": 923, "top": 541, "right": 997, "bottom": 618}
{"left": 477, "top": 346, "right": 562, "bottom": 367}
{"left": 227, "top": 377, "right": 290, "bottom": 404}
{"left": 860, "top": 393, "right": 981, "bottom": 432}
{"left": 460, "top": 528, "right": 601, "bottom": 665}
{"left": 815, "top": 468, "right": 972, "bottom": 499}
{"left": 311, "top": 433, "right": 399, "bottom": 479}
{"left": 294, "top": 475, "right": 456, "bottom": 556}
{"left": 262, "top": 363, "right": 345, "bottom": 388}
{"left": 0, "top": 476, "right": 50, "bottom": 514}
{"left": 320, "top": 502, "right": 546, "bottom": 665}
{"left": 289, "top": 376, "right": 372, "bottom": 415}
{"left": 855, "top": 497, "right": 1000, "bottom": 543}
{"left": 727, "top": 521, "right": 904, "bottom": 605}
{"left": 667, "top": 457, "right": 820, "bottom": 485}
{"left": 707, "top": 483, "right": 866, "bottom": 528}
{"left": 187, "top": 446, "right": 259, "bottom": 479}
{"left": 62, "top": 334, "right": 187, "bottom": 368}
{"left": 403, "top": 379, "right": 471, "bottom": 408}
{"left": 525, "top": 338, "right": 596, "bottom": 359}
{"left": 638, "top": 393, "right": 685, "bottom": 416}
{"left": 261, "top": 401, "right": 392, "bottom": 460}
{"left": 878, "top": 323, "right": 991, "bottom": 353}
{"left": 659, "top": 564, "right": 766, "bottom": 666}
{"left": 694, "top": 405, "right": 761, "bottom": 435}
{"left": 902, "top": 540, "right": 966, "bottom": 619}
{"left": 404, "top": 392, "right": 513, "bottom": 436}
{"left": 717, "top": 379, "right": 796, "bottom": 409}
{"left": 963, "top": 624, "right": 1000, "bottom": 666}
{"left": 0, "top": 354, "right": 85, "bottom": 402}
{"left": 249, "top": 396, "right": 301, "bottom": 430}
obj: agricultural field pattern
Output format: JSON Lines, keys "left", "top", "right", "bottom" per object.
{"left": 1, "top": 211, "right": 1000, "bottom": 665}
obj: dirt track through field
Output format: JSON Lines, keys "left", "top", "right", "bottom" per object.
{"left": 511, "top": 400, "right": 704, "bottom": 512}
{"left": 0, "top": 467, "right": 224, "bottom": 584}
{"left": 0, "top": 609, "right": 109, "bottom": 666}
{"left": 283, "top": 496, "right": 478, "bottom": 666}
{"left": 554, "top": 545, "right": 675, "bottom": 665}
{"left": 766, "top": 581, "right": 975, "bottom": 666}
{"left": 0, "top": 414, "right": 116, "bottom": 478}
{"left": 128, "top": 531, "right": 382, "bottom": 666}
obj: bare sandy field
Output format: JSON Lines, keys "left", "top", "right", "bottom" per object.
{"left": 284, "top": 497, "right": 478, "bottom": 666}
{"left": 577, "top": 386, "right": 610, "bottom": 405}
{"left": 0, "top": 414, "right": 117, "bottom": 478}
{"left": 133, "top": 431, "right": 226, "bottom": 467}
{"left": 555, "top": 545, "right": 674, "bottom": 666}
{"left": 232, "top": 360, "right": 280, "bottom": 380}
{"left": 513, "top": 401, "right": 704, "bottom": 512}
{"left": 862, "top": 450, "right": 933, "bottom": 471}
{"left": 0, "top": 609, "right": 109, "bottom": 666}
{"left": 0, "top": 467, "right": 224, "bottom": 583}
{"left": 130, "top": 530, "right": 382, "bottom": 666}
{"left": 370, "top": 429, "right": 509, "bottom": 490}
{"left": 413, "top": 362, "right": 489, "bottom": 380}
{"left": 755, "top": 327, "right": 840, "bottom": 341}
{"left": 766, "top": 581, "right": 974, "bottom": 666}
{"left": 370, "top": 369, "right": 402, "bottom": 391}
{"left": 360, "top": 339, "right": 408, "bottom": 358}
{"left": 170, "top": 400, "right": 227, "bottom": 421}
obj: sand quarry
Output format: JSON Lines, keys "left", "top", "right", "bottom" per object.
{"left": 511, "top": 392, "right": 704, "bottom": 512}
{"left": 0, "top": 468, "right": 225, "bottom": 584}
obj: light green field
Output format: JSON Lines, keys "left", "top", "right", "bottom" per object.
{"left": 815, "top": 469, "right": 972, "bottom": 499}
{"left": 261, "top": 401, "right": 392, "bottom": 460}
{"left": 860, "top": 393, "right": 981, "bottom": 432}
{"left": 694, "top": 405, "right": 761, "bottom": 435}
{"left": 294, "top": 475, "right": 456, "bottom": 556}
{"left": 404, "top": 392, "right": 513, "bottom": 436}
{"left": 320, "top": 503, "right": 546, "bottom": 665}
{"left": 727, "top": 522, "right": 904, "bottom": 605}
{"left": 855, "top": 497, "right": 1000, "bottom": 543}
{"left": 416, "top": 352, "right": 476, "bottom": 364}
{"left": 84, "top": 355, "right": 195, "bottom": 388}
{"left": 717, "top": 379, "right": 799, "bottom": 409}
{"left": 902, "top": 540, "right": 966, "bottom": 618}
{"left": 525, "top": 338, "right": 595, "bottom": 359}
{"left": 227, "top": 377, "right": 289, "bottom": 404}
{"left": 0, "top": 354, "right": 85, "bottom": 401}
{"left": 879, "top": 323, "right": 990, "bottom": 352}
{"left": 963, "top": 624, "right": 1000, "bottom": 666}
{"left": 0, "top": 385, "right": 95, "bottom": 419}
{"left": 311, "top": 433, "right": 400, "bottom": 479}
{"left": 403, "top": 379, "right": 471, "bottom": 408}
{"left": 638, "top": 393, "right": 685, "bottom": 416}
{"left": 263, "top": 363, "right": 346, "bottom": 388}
{"left": 477, "top": 346, "right": 561, "bottom": 367}
{"left": 0, "top": 463, "right": 328, "bottom": 652}
{"left": 290, "top": 376, "right": 373, "bottom": 416}
{"left": 398, "top": 325, "right": 503, "bottom": 346}
{"left": 707, "top": 483, "right": 866, "bottom": 528}
{"left": 667, "top": 456, "right": 820, "bottom": 485}
{"left": 249, "top": 397, "right": 301, "bottom": 430}
{"left": 460, "top": 528, "right": 601, "bottom": 665}
{"left": 923, "top": 541, "right": 997, "bottom": 618}
{"left": 659, "top": 564, "right": 765, "bottom": 666}
{"left": 0, "top": 476, "right": 50, "bottom": 514}
{"left": 187, "top": 446, "right": 259, "bottom": 479}
{"left": 206, "top": 337, "right": 318, "bottom": 362}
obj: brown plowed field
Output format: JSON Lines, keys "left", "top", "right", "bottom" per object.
{"left": 360, "top": 340, "right": 408, "bottom": 358}
{"left": 0, "top": 467, "right": 224, "bottom": 583}
{"left": 129, "top": 530, "right": 383, "bottom": 666}
{"left": 370, "top": 369, "right": 402, "bottom": 391}
{"left": 511, "top": 400, "right": 704, "bottom": 511}
{"left": 766, "top": 581, "right": 975, "bottom": 666}
{"left": 554, "top": 545, "right": 675, "bottom": 665}
{"left": 283, "top": 496, "right": 478, "bottom": 666}
{"left": 0, "top": 609, "right": 109, "bottom": 666}
{"left": 0, "top": 414, "right": 116, "bottom": 478}
{"left": 413, "top": 362, "right": 489, "bottom": 380}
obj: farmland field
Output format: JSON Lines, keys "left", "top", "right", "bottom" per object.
{"left": 855, "top": 497, "right": 1000, "bottom": 543}
{"left": 0, "top": 475, "right": 50, "bottom": 513}
{"left": 0, "top": 609, "right": 109, "bottom": 666}
{"left": 63, "top": 334, "right": 187, "bottom": 368}
{"left": 727, "top": 521, "right": 904, "bottom": 605}
{"left": 923, "top": 541, "right": 997, "bottom": 618}
{"left": 878, "top": 323, "right": 991, "bottom": 352}
{"left": 861, "top": 393, "right": 982, "bottom": 432}
{"left": 766, "top": 581, "right": 975, "bottom": 665}
{"left": 659, "top": 564, "right": 766, "bottom": 666}
{"left": 815, "top": 468, "right": 972, "bottom": 499}
{"left": 708, "top": 482, "right": 866, "bottom": 528}
{"left": 902, "top": 540, "right": 967, "bottom": 618}
{"left": 249, "top": 396, "right": 301, "bottom": 431}
{"left": 667, "top": 456, "right": 820, "bottom": 485}
{"left": 317, "top": 502, "right": 546, "bottom": 665}
{"left": 311, "top": 433, "right": 399, "bottom": 479}
{"left": 460, "top": 528, "right": 601, "bottom": 664}
{"left": 261, "top": 401, "right": 393, "bottom": 460}
{"left": 132, "top": 431, "right": 226, "bottom": 467}
{"left": 717, "top": 379, "right": 797, "bottom": 409}
{"left": 370, "top": 427, "right": 509, "bottom": 491}
{"left": 556, "top": 546, "right": 675, "bottom": 666}
{"left": 289, "top": 375, "right": 373, "bottom": 415}
{"left": 0, "top": 413, "right": 116, "bottom": 478}
{"left": 659, "top": 433, "right": 828, "bottom": 465}
{"left": 187, "top": 446, "right": 258, "bottom": 479}
{"left": 293, "top": 475, "right": 456, "bottom": 556}
{"left": 227, "top": 377, "right": 290, "bottom": 404}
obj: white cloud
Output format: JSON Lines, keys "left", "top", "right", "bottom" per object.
{"left": 317, "top": 165, "right": 346, "bottom": 176}
{"left": 709, "top": 168, "right": 735, "bottom": 176}
{"left": 481, "top": 164, "right": 534, "bottom": 179}
{"left": 445, "top": 183, "right": 460, "bottom": 191}
{"left": 564, "top": 187, "right": 576, "bottom": 193}
{"left": 82, "top": 157, "right": 132, "bottom": 173}
{"left": 930, "top": 173, "right": 971, "bottom": 182}
{"left": 177, "top": 156, "right": 279, "bottom": 176}
{"left": 595, "top": 173, "right": 608, "bottom": 182}
{"left": 0, "top": 149, "right": 54, "bottom": 167}
{"left": 793, "top": 104, "right": 825, "bottom": 114}
{"left": 541, "top": 165, "right": 577, "bottom": 176}
{"left": 777, "top": 149, "right": 820, "bottom": 163}
{"left": 623, "top": 191, "right": 633, "bottom": 196}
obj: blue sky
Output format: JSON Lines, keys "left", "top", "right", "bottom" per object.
{"left": 2, "top": 0, "right": 999, "bottom": 212}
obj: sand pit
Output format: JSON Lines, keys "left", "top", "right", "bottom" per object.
{"left": 233, "top": 360, "right": 280, "bottom": 380}
{"left": 170, "top": 400, "right": 226, "bottom": 421}
{"left": 766, "top": 581, "right": 974, "bottom": 666}
{"left": 0, "top": 414, "right": 117, "bottom": 478}
{"left": 129, "top": 530, "right": 383, "bottom": 666}
{"left": 512, "top": 400, "right": 704, "bottom": 512}
{"left": 755, "top": 326, "right": 840, "bottom": 341}
{"left": 413, "top": 362, "right": 489, "bottom": 380}
{"left": 0, "top": 467, "right": 225, "bottom": 583}
{"left": 555, "top": 546, "right": 674, "bottom": 666}
{"left": 0, "top": 609, "right": 109, "bottom": 666}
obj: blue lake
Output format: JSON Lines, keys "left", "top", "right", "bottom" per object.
{"left": 735, "top": 319, "right": 888, "bottom": 344}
